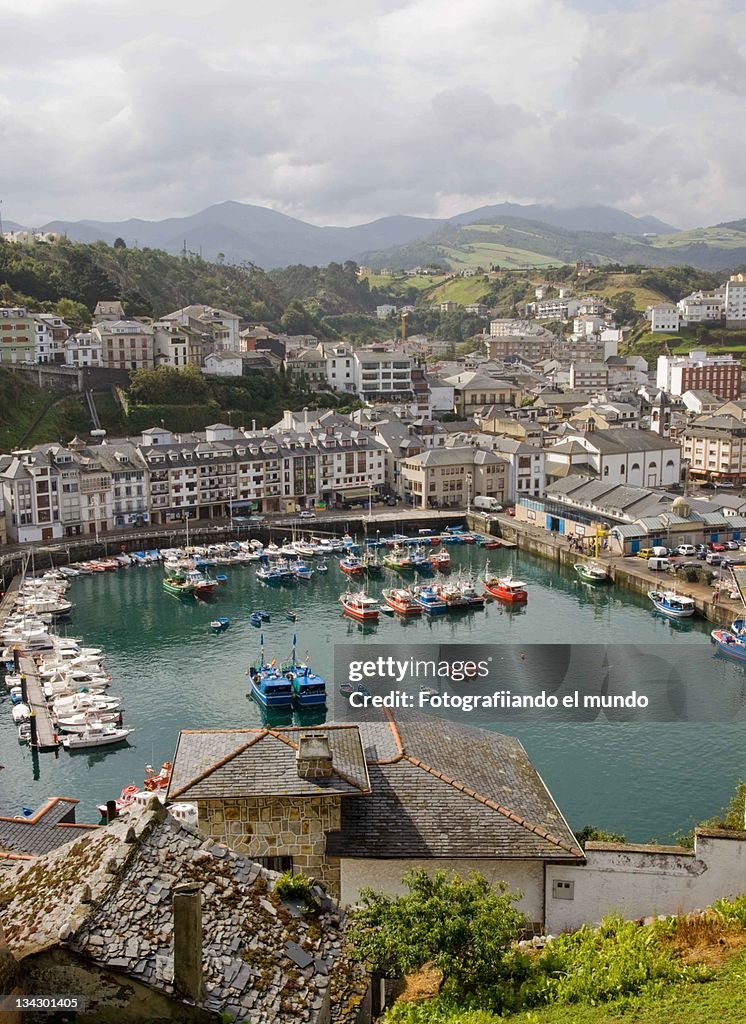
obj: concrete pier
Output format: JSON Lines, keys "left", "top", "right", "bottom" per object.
{"left": 19, "top": 655, "right": 59, "bottom": 751}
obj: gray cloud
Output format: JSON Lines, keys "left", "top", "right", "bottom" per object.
{"left": 0, "top": 0, "right": 744, "bottom": 228}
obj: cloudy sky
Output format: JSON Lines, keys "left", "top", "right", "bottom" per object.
{"left": 1, "top": 0, "right": 745, "bottom": 228}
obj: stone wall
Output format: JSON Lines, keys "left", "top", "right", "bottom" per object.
{"left": 197, "top": 797, "right": 342, "bottom": 897}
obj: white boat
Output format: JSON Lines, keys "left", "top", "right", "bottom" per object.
{"left": 648, "top": 590, "right": 696, "bottom": 619}
{"left": 11, "top": 703, "right": 30, "bottom": 724}
{"left": 57, "top": 711, "right": 123, "bottom": 733}
{"left": 62, "top": 722, "right": 133, "bottom": 749}
{"left": 52, "top": 693, "right": 121, "bottom": 715}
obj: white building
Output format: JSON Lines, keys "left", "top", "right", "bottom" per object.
{"left": 203, "top": 351, "right": 243, "bottom": 376}
{"left": 353, "top": 348, "right": 413, "bottom": 400}
{"left": 725, "top": 274, "right": 746, "bottom": 328}
{"left": 63, "top": 332, "right": 103, "bottom": 368}
{"left": 545, "top": 429, "right": 681, "bottom": 488}
{"left": 161, "top": 305, "right": 241, "bottom": 351}
{"left": 532, "top": 298, "right": 580, "bottom": 320}
{"left": 677, "top": 289, "right": 724, "bottom": 325}
{"left": 325, "top": 344, "right": 355, "bottom": 393}
{"left": 375, "top": 304, "right": 397, "bottom": 319}
{"left": 33, "top": 314, "right": 70, "bottom": 363}
{"left": 646, "top": 304, "right": 680, "bottom": 332}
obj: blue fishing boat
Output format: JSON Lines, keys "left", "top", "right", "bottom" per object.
{"left": 256, "top": 565, "right": 282, "bottom": 583}
{"left": 292, "top": 561, "right": 313, "bottom": 581}
{"left": 248, "top": 635, "right": 294, "bottom": 708}
{"left": 284, "top": 635, "right": 327, "bottom": 708}
{"left": 711, "top": 626, "right": 746, "bottom": 660}
{"left": 415, "top": 585, "right": 448, "bottom": 614}
{"left": 209, "top": 616, "right": 230, "bottom": 633}
{"left": 215, "top": 573, "right": 229, "bottom": 584}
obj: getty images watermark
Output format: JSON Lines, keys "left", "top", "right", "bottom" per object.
{"left": 331, "top": 644, "right": 746, "bottom": 723}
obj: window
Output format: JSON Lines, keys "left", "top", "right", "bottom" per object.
{"left": 552, "top": 879, "right": 574, "bottom": 900}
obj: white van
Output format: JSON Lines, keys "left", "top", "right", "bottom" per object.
{"left": 651, "top": 546, "right": 669, "bottom": 558}
{"left": 473, "top": 496, "right": 503, "bottom": 512}
{"left": 648, "top": 557, "right": 672, "bottom": 572}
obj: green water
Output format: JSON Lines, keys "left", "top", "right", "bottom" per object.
{"left": 1, "top": 545, "right": 744, "bottom": 841}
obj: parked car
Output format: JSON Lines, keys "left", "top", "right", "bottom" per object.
{"left": 705, "top": 551, "right": 723, "bottom": 565}
{"left": 676, "top": 544, "right": 697, "bottom": 556}
{"left": 725, "top": 540, "right": 740, "bottom": 550}
{"left": 638, "top": 548, "right": 654, "bottom": 559}
{"left": 710, "top": 542, "right": 726, "bottom": 552}
{"left": 298, "top": 510, "right": 316, "bottom": 519}
{"left": 248, "top": 514, "right": 266, "bottom": 524}
{"left": 385, "top": 496, "right": 397, "bottom": 507}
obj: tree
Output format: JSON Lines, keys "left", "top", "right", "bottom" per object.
{"left": 53, "top": 298, "right": 91, "bottom": 331}
{"left": 347, "top": 870, "right": 525, "bottom": 993}
{"left": 610, "top": 290, "right": 637, "bottom": 325}
{"left": 113, "top": 237, "right": 127, "bottom": 249}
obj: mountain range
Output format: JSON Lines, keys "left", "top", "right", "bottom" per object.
{"left": 4, "top": 201, "right": 679, "bottom": 270}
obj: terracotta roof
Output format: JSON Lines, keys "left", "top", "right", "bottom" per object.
{"left": 326, "top": 713, "right": 583, "bottom": 861}
{"left": 168, "top": 726, "right": 371, "bottom": 800}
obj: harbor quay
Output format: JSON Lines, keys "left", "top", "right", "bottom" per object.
{"left": 489, "top": 513, "right": 741, "bottom": 627}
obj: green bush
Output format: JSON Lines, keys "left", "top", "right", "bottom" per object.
{"left": 273, "top": 870, "right": 313, "bottom": 902}
{"left": 531, "top": 916, "right": 706, "bottom": 1006}
{"left": 713, "top": 894, "right": 746, "bottom": 929}
{"left": 384, "top": 1001, "right": 499, "bottom": 1024}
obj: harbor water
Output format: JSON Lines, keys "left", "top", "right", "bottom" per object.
{"left": 1, "top": 544, "right": 745, "bottom": 841}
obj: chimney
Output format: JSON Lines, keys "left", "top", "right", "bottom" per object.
{"left": 296, "top": 733, "right": 334, "bottom": 779}
{"left": 173, "top": 883, "right": 203, "bottom": 1002}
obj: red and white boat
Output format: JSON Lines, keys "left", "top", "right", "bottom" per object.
{"left": 429, "top": 548, "right": 451, "bottom": 571}
{"left": 382, "top": 587, "right": 422, "bottom": 617}
{"left": 482, "top": 573, "right": 528, "bottom": 604}
{"left": 97, "top": 784, "right": 139, "bottom": 818}
{"left": 144, "top": 761, "right": 173, "bottom": 791}
{"left": 339, "top": 590, "right": 380, "bottom": 622}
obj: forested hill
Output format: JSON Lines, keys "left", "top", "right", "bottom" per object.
{"left": 0, "top": 238, "right": 284, "bottom": 326}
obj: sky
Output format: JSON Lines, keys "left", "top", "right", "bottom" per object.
{"left": 1, "top": 0, "right": 745, "bottom": 229}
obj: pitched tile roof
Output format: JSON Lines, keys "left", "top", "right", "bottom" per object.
{"left": 0, "top": 797, "right": 98, "bottom": 861}
{"left": 168, "top": 726, "right": 371, "bottom": 800}
{"left": 326, "top": 714, "right": 583, "bottom": 862}
{"left": 0, "top": 807, "right": 364, "bottom": 1022}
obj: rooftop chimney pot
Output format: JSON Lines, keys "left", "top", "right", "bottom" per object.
{"left": 297, "top": 733, "right": 334, "bottom": 779}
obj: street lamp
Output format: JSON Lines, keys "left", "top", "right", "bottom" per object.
{"left": 466, "top": 472, "right": 472, "bottom": 514}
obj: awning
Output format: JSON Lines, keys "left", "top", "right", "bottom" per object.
{"left": 335, "top": 487, "right": 372, "bottom": 499}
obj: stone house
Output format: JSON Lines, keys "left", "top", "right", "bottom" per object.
{"left": 167, "top": 716, "right": 585, "bottom": 929}
{"left": 0, "top": 804, "right": 367, "bottom": 1024}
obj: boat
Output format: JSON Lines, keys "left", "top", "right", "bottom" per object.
{"left": 285, "top": 635, "right": 327, "bottom": 708}
{"left": 315, "top": 561, "right": 329, "bottom": 574}
{"left": 259, "top": 610, "right": 271, "bottom": 621}
{"left": 648, "top": 590, "right": 696, "bottom": 619}
{"left": 291, "top": 561, "right": 313, "bottom": 581}
{"left": 144, "top": 761, "right": 173, "bottom": 792}
{"left": 248, "top": 635, "right": 294, "bottom": 707}
{"left": 415, "top": 585, "right": 448, "bottom": 615}
{"left": 162, "top": 575, "right": 195, "bottom": 597}
{"left": 210, "top": 616, "right": 230, "bottom": 632}
{"left": 215, "top": 574, "right": 229, "bottom": 584}
{"left": 256, "top": 565, "right": 282, "bottom": 583}
{"left": 61, "top": 722, "right": 133, "bottom": 749}
{"left": 382, "top": 587, "right": 422, "bottom": 617}
{"left": 482, "top": 570, "right": 528, "bottom": 604}
{"left": 575, "top": 562, "right": 610, "bottom": 584}
{"left": 339, "top": 590, "right": 380, "bottom": 622}
{"left": 362, "top": 551, "right": 383, "bottom": 576}
{"left": 57, "top": 710, "right": 123, "bottom": 733}
{"left": 339, "top": 682, "right": 355, "bottom": 697}
{"left": 340, "top": 555, "right": 365, "bottom": 576}
{"left": 429, "top": 549, "right": 451, "bottom": 571}
{"left": 183, "top": 569, "right": 218, "bottom": 597}
{"left": 250, "top": 611, "right": 263, "bottom": 627}
{"left": 96, "top": 783, "right": 140, "bottom": 819}
{"left": 286, "top": 610, "right": 298, "bottom": 621}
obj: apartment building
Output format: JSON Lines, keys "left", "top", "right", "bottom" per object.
{"left": 677, "top": 289, "right": 724, "bottom": 325}
{"left": 489, "top": 319, "right": 546, "bottom": 337}
{"left": 530, "top": 298, "right": 580, "bottom": 320}
{"left": 569, "top": 362, "right": 609, "bottom": 391}
{"left": 34, "top": 314, "right": 70, "bottom": 363}
{"left": 474, "top": 435, "right": 545, "bottom": 502}
{"left": 0, "top": 307, "right": 36, "bottom": 364}
{"left": 63, "top": 332, "right": 103, "bottom": 367}
{"left": 353, "top": 348, "right": 413, "bottom": 401}
{"left": 160, "top": 305, "right": 241, "bottom": 351}
{"left": 141, "top": 424, "right": 386, "bottom": 522}
{"left": 400, "top": 446, "right": 508, "bottom": 509}
{"left": 94, "top": 320, "right": 154, "bottom": 370}
{"left": 680, "top": 415, "right": 746, "bottom": 485}
{"left": 725, "top": 275, "right": 746, "bottom": 328}
{"left": 646, "top": 304, "right": 680, "bottom": 332}
{"left": 486, "top": 333, "right": 554, "bottom": 361}
{"left": 656, "top": 350, "right": 742, "bottom": 400}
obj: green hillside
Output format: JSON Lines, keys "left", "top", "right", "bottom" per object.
{"left": 359, "top": 216, "right": 746, "bottom": 273}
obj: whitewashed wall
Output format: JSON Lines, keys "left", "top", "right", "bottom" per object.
{"left": 545, "top": 831, "right": 746, "bottom": 933}
{"left": 340, "top": 858, "right": 545, "bottom": 924}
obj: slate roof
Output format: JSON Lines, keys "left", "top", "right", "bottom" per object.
{"left": 168, "top": 726, "right": 371, "bottom": 800}
{"left": 0, "top": 797, "right": 98, "bottom": 862}
{"left": 0, "top": 807, "right": 364, "bottom": 1023}
{"left": 326, "top": 714, "right": 583, "bottom": 862}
